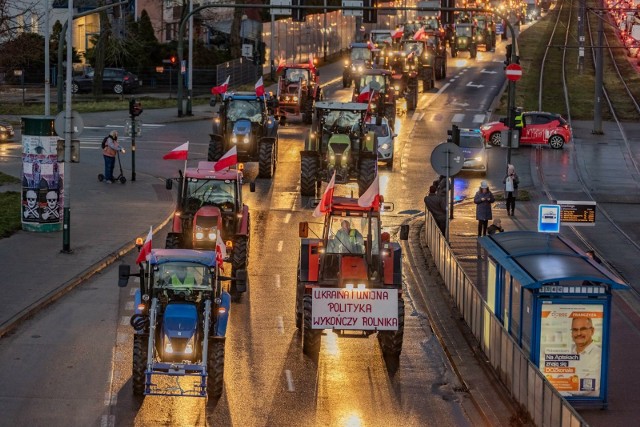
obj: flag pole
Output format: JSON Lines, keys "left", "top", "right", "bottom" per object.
{"left": 181, "top": 141, "right": 189, "bottom": 200}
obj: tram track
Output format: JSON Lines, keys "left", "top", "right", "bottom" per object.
{"left": 535, "top": 0, "right": 640, "bottom": 309}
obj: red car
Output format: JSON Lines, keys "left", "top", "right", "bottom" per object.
{"left": 480, "top": 111, "right": 572, "bottom": 149}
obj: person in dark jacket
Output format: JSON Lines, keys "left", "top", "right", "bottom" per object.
{"left": 474, "top": 180, "right": 495, "bottom": 237}
{"left": 487, "top": 218, "right": 504, "bottom": 235}
{"left": 425, "top": 184, "right": 447, "bottom": 235}
{"left": 503, "top": 164, "right": 520, "bottom": 216}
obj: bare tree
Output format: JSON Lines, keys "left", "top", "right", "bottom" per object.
{"left": 0, "top": 0, "right": 42, "bottom": 42}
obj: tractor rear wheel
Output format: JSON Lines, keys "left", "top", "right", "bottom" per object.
{"left": 230, "top": 235, "right": 248, "bottom": 299}
{"left": 258, "top": 141, "right": 275, "bottom": 178}
{"left": 295, "top": 282, "right": 303, "bottom": 330}
{"left": 208, "top": 136, "right": 223, "bottom": 162}
{"left": 132, "top": 335, "right": 148, "bottom": 396}
{"left": 303, "top": 294, "right": 321, "bottom": 359}
{"left": 302, "top": 98, "right": 313, "bottom": 124}
{"left": 165, "top": 234, "right": 182, "bottom": 249}
{"left": 470, "top": 46, "right": 477, "bottom": 59}
{"left": 207, "top": 338, "right": 225, "bottom": 399}
{"left": 358, "top": 157, "right": 377, "bottom": 197}
{"left": 300, "top": 155, "right": 319, "bottom": 197}
{"left": 377, "top": 295, "right": 405, "bottom": 373}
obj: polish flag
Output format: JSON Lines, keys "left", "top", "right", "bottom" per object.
{"left": 413, "top": 27, "right": 426, "bottom": 41}
{"left": 136, "top": 226, "right": 152, "bottom": 264}
{"left": 214, "top": 146, "right": 238, "bottom": 171}
{"left": 163, "top": 142, "right": 189, "bottom": 160}
{"left": 276, "top": 57, "right": 286, "bottom": 74}
{"left": 255, "top": 76, "right": 265, "bottom": 97}
{"left": 215, "top": 233, "right": 227, "bottom": 271}
{"left": 391, "top": 26, "right": 404, "bottom": 39}
{"left": 313, "top": 171, "right": 336, "bottom": 217}
{"left": 211, "top": 75, "right": 230, "bottom": 95}
{"left": 309, "top": 54, "right": 317, "bottom": 72}
{"left": 357, "top": 174, "right": 381, "bottom": 209}
{"left": 357, "top": 84, "right": 372, "bottom": 103}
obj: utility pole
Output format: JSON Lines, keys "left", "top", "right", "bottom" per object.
{"left": 593, "top": 11, "right": 604, "bottom": 134}
{"left": 578, "top": 0, "right": 585, "bottom": 73}
{"left": 45, "top": 0, "right": 50, "bottom": 116}
{"left": 62, "top": 0, "right": 73, "bottom": 254}
{"left": 186, "top": 0, "right": 194, "bottom": 116}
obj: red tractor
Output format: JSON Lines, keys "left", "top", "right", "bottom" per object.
{"left": 276, "top": 64, "right": 323, "bottom": 125}
{"left": 165, "top": 161, "right": 253, "bottom": 298}
{"left": 295, "top": 196, "right": 408, "bottom": 367}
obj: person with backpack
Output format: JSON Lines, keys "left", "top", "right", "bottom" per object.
{"left": 102, "top": 130, "right": 125, "bottom": 183}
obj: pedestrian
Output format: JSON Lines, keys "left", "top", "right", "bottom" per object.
{"left": 503, "top": 163, "right": 519, "bottom": 216}
{"left": 102, "top": 130, "right": 125, "bottom": 184}
{"left": 487, "top": 218, "right": 504, "bottom": 235}
{"left": 474, "top": 180, "right": 495, "bottom": 237}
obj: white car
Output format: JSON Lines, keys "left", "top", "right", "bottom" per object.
{"left": 365, "top": 117, "right": 397, "bottom": 169}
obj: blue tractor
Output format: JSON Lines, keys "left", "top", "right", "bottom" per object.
{"left": 209, "top": 92, "right": 279, "bottom": 178}
{"left": 118, "top": 248, "right": 244, "bottom": 398}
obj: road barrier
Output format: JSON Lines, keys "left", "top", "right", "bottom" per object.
{"left": 423, "top": 209, "right": 588, "bottom": 427}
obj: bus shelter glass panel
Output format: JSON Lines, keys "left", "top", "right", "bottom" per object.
{"left": 538, "top": 302, "right": 604, "bottom": 399}
{"left": 487, "top": 258, "right": 497, "bottom": 314}
{"left": 521, "top": 289, "right": 533, "bottom": 357}
{"left": 509, "top": 277, "right": 522, "bottom": 344}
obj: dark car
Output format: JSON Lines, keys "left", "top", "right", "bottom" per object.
{"left": 71, "top": 68, "right": 141, "bottom": 95}
{"left": 0, "top": 121, "right": 15, "bottom": 141}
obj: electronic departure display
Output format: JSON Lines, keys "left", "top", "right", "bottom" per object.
{"left": 556, "top": 200, "right": 596, "bottom": 226}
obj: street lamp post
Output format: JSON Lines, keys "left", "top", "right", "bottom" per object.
{"left": 186, "top": 0, "right": 194, "bottom": 116}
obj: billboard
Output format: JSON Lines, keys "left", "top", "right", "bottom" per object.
{"left": 311, "top": 288, "right": 398, "bottom": 330}
{"left": 538, "top": 302, "right": 604, "bottom": 397}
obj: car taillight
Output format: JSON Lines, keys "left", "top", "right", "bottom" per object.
{"left": 124, "top": 76, "right": 130, "bottom": 82}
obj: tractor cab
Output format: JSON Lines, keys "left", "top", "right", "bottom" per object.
{"left": 276, "top": 64, "right": 322, "bottom": 124}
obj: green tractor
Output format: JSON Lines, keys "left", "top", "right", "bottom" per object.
{"left": 300, "top": 101, "right": 378, "bottom": 197}
{"left": 451, "top": 23, "right": 478, "bottom": 59}
{"left": 474, "top": 15, "right": 496, "bottom": 52}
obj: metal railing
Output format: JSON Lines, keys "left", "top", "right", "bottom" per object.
{"left": 423, "top": 209, "right": 587, "bottom": 427}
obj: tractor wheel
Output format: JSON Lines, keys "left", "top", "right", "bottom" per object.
{"left": 300, "top": 155, "right": 319, "bottom": 197}
{"left": 207, "top": 338, "right": 225, "bottom": 399}
{"left": 295, "top": 281, "right": 303, "bottom": 330}
{"left": 208, "top": 136, "right": 223, "bottom": 162}
{"left": 358, "top": 157, "right": 377, "bottom": 197}
{"left": 470, "top": 47, "right": 477, "bottom": 59}
{"left": 442, "top": 61, "right": 447, "bottom": 79}
{"left": 303, "top": 294, "right": 321, "bottom": 359}
{"left": 302, "top": 99, "right": 313, "bottom": 125}
{"left": 230, "top": 236, "right": 248, "bottom": 299}
{"left": 451, "top": 48, "right": 457, "bottom": 58}
{"left": 165, "top": 234, "right": 182, "bottom": 249}
{"left": 387, "top": 156, "right": 394, "bottom": 170}
{"left": 258, "top": 141, "right": 275, "bottom": 179}
{"left": 407, "top": 83, "right": 418, "bottom": 110}
{"left": 377, "top": 295, "right": 405, "bottom": 373}
{"left": 132, "top": 335, "right": 148, "bottom": 396}
{"left": 342, "top": 75, "right": 350, "bottom": 88}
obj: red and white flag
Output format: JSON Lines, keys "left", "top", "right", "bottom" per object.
{"left": 255, "top": 76, "right": 265, "bottom": 97}
{"left": 308, "top": 54, "right": 317, "bottom": 72}
{"left": 358, "top": 174, "right": 381, "bottom": 209}
{"left": 391, "top": 26, "right": 404, "bottom": 39}
{"left": 276, "top": 57, "right": 286, "bottom": 73}
{"left": 357, "top": 84, "right": 372, "bottom": 103}
{"left": 313, "top": 171, "right": 336, "bottom": 217}
{"left": 163, "top": 142, "right": 189, "bottom": 160}
{"left": 136, "top": 226, "right": 152, "bottom": 264}
{"left": 214, "top": 146, "right": 238, "bottom": 171}
{"left": 413, "top": 27, "right": 426, "bottom": 41}
{"left": 211, "top": 75, "right": 230, "bottom": 95}
{"left": 216, "top": 233, "right": 227, "bottom": 271}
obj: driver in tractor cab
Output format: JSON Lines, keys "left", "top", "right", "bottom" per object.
{"left": 170, "top": 265, "right": 196, "bottom": 286}
{"left": 332, "top": 220, "right": 365, "bottom": 254}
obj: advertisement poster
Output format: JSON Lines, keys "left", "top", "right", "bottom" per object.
{"left": 311, "top": 288, "right": 398, "bottom": 331}
{"left": 538, "top": 303, "right": 604, "bottom": 397}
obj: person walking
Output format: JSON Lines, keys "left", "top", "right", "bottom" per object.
{"left": 474, "top": 180, "right": 495, "bottom": 237}
{"left": 102, "top": 130, "right": 125, "bottom": 183}
{"left": 503, "top": 164, "right": 519, "bottom": 216}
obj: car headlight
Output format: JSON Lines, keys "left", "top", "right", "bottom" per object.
{"left": 380, "top": 143, "right": 390, "bottom": 150}
{"left": 474, "top": 156, "right": 484, "bottom": 162}
{"left": 480, "top": 125, "right": 491, "bottom": 131}
{"left": 231, "top": 135, "right": 238, "bottom": 143}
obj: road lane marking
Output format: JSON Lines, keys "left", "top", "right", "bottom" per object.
{"left": 117, "top": 332, "right": 128, "bottom": 344}
{"left": 284, "top": 213, "right": 291, "bottom": 223}
{"left": 452, "top": 113, "right": 465, "bottom": 123}
{"left": 120, "top": 316, "right": 130, "bottom": 326}
{"left": 277, "top": 240, "right": 283, "bottom": 252}
{"left": 101, "top": 415, "right": 115, "bottom": 427}
{"left": 129, "top": 288, "right": 136, "bottom": 296}
{"left": 275, "top": 274, "right": 281, "bottom": 288}
{"left": 125, "top": 301, "right": 134, "bottom": 311}
{"left": 285, "top": 370, "right": 295, "bottom": 392}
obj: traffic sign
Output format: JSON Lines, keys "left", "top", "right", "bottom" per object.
{"left": 342, "top": 0, "right": 364, "bottom": 17}
{"left": 54, "top": 110, "right": 84, "bottom": 138}
{"left": 538, "top": 204, "right": 561, "bottom": 233}
{"left": 270, "top": 0, "right": 292, "bottom": 15}
{"left": 430, "top": 142, "right": 464, "bottom": 176}
{"left": 505, "top": 63, "right": 523, "bottom": 82}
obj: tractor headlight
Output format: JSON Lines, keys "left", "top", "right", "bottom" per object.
{"left": 195, "top": 231, "right": 204, "bottom": 240}
{"left": 344, "top": 59, "right": 349, "bottom": 66}
{"left": 293, "top": 96, "right": 298, "bottom": 102}
{"left": 164, "top": 335, "right": 173, "bottom": 354}
{"left": 341, "top": 153, "right": 348, "bottom": 165}
{"left": 185, "top": 336, "right": 194, "bottom": 354}
{"left": 243, "top": 135, "right": 250, "bottom": 144}
{"left": 208, "top": 231, "right": 217, "bottom": 240}
{"left": 231, "top": 135, "right": 238, "bottom": 143}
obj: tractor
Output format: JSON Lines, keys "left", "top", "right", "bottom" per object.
{"left": 209, "top": 92, "right": 279, "bottom": 178}
{"left": 295, "top": 196, "right": 408, "bottom": 366}
{"left": 474, "top": 14, "right": 496, "bottom": 52}
{"left": 300, "top": 101, "right": 378, "bottom": 197}
{"left": 450, "top": 23, "right": 478, "bottom": 59}
{"left": 343, "top": 42, "right": 374, "bottom": 88}
{"left": 165, "top": 161, "right": 252, "bottom": 298}
{"left": 275, "top": 63, "right": 323, "bottom": 125}
{"left": 420, "top": 29, "right": 448, "bottom": 81}
{"left": 118, "top": 248, "right": 244, "bottom": 398}
{"left": 352, "top": 69, "right": 397, "bottom": 129}
{"left": 388, "top": 42, "right": 421, "bottom": 110}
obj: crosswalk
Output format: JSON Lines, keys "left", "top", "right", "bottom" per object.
{"left": 410, "top": 111, "right": 490, "bottom": 126}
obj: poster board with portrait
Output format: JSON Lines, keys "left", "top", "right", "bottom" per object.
{"left": 538, "top": 302, "right": 604, "bottom": 398}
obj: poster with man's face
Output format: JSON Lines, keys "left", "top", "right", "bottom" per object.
{"left": 538, "top": 303, "right": 604, "bottom": 397}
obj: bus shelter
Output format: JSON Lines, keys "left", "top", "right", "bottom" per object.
{"left": 478, "top": 231, "right": 629, "bottom": 408}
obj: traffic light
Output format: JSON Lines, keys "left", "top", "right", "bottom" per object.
{"left": 504, "top": 44, "right": 520, "bottom": 67}
{"left": 447, "top": 124, "right": 460, "bottom": 145}
{"left": 292, "top": 0, "right": 306, "bottom": 22}
{"left": 170, "top": 55, "right": 177, "bottom": 66}
{"left": 129, "top": 98, "right": 143, "bottom": 117}
{"left": 363, "top": 0, "right": 378, "bottom": 24}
